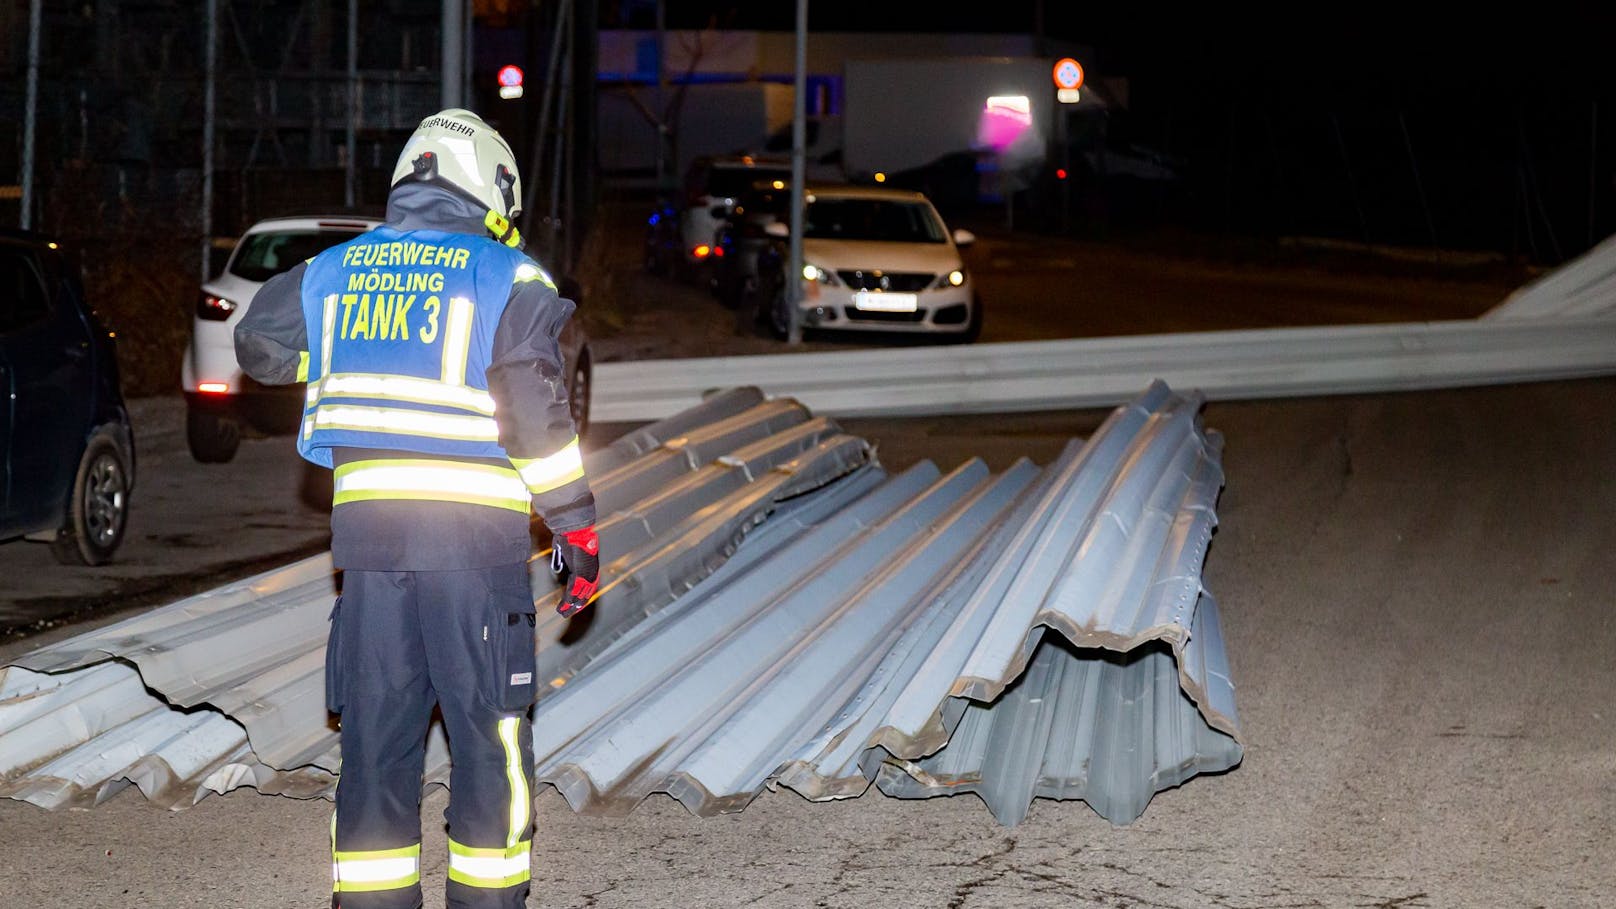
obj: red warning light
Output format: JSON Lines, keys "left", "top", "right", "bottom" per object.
{"left": 1056, "top": 168, "right": 1068, "bottom": 180}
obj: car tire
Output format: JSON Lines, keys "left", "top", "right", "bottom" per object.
{"left": 568, "top": 352, "right": 592, "bottom": 443}
{"left": 50, "top": 429, "right": 132, "bottom": 567}
{"left": 187, "top": 406, "right": 242, "bottom": 463}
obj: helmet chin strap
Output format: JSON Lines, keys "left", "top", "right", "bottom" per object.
{"left": 483, "top": 209, "right": 523, "bottom": 249}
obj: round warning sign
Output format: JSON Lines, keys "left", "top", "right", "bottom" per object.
{"left": 1053, "top": 58, "right": 1085, "bottom": 91}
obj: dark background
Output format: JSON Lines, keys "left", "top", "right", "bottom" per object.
{"left": 615, "top": 1, "right": 1616, "bottom": 260}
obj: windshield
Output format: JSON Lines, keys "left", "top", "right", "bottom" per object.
{"left": 801, "top": 198, "right": 947, "bottom": 243}
{"left": 228, "top": 229, "right": 366, "bottom": 282}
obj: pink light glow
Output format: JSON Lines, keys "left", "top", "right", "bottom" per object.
{"left": 976, "top": 95, "right": 1032, "bottom": 151}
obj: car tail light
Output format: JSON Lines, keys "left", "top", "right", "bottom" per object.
{"left": 198, "top": 381, "right": 230, "bottom": 393}
{"left": 197, "top": 293, "right": 238, "bottom": 321}
{"left": 692, "top": 244, "right": 714, "bottom": 260}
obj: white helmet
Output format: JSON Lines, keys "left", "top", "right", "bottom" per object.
{"left": 392, "top": 108, "right": 524, "bottom": 244}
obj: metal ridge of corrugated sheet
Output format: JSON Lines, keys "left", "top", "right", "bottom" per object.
{"left": 0, "top": 381, "right": 1243, "bottom": 826}
{"left": 590, "top": 318, "right": 1616, "bottom": 421}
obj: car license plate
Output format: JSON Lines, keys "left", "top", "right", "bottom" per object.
{"left": 853, "top": 291, "right": 918, "bottom": 312}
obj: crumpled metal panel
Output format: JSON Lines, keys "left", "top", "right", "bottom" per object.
{"left": 0, "top": 382, "right": 1242, "bottom": 825}
{"left": 532, "top": 380, "right": 1240, "bottom": 824}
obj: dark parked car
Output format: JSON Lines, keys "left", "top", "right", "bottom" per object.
{"left": 0, "top": 230, "right": 135, "bottom": 565}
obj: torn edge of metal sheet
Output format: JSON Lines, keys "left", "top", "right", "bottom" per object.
{"left": 525, "top": 379, "right": 1242, "bottom": 826}
{"left": 0, "top": 388, "right": 869, "bottom": 810}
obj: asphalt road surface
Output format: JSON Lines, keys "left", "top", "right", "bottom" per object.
{"left": 1, "top": 220, "right": 1610, "bottom": 907}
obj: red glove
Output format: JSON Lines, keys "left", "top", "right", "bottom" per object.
{"left": 550, "top": 526, "right": 600, "bottom": 617}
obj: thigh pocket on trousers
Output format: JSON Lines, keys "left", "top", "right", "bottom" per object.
{"left": 324, "top": 596, "right": 345, "bottom": 714}
{"left": 489, "top": 588, "right": 538, "bottom": 713}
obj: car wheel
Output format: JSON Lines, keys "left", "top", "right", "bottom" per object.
{"left": 187, "top": 406, "right": 242, "bottom": 463}
{"left": 568, "top": 352, "right": 592, "bottom": 442}
{"left": 50, "top": 429, "right": 131, "bottom": 567}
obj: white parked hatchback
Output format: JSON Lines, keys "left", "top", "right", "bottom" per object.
{"left": 183, "top": 214, "right": 382, "bottom": 462}
{"left": 761, "top": 184, "right": 979, "bottom": 342}
{"left": 183, "top": 213, "right": 596, "bottom": 463}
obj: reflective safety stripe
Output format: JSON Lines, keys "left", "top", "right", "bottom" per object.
{"left": 312, "top": 404, "right": 500, "bottom": 441}
{"left": 313, "top": 372, "right": 497, "bottom": 415}
{"left": 332, "top": 843, "right": 421, "bottom": 893}
{"left": 333, "top": 459, "right": 530, "bottom": 512}
{"left": 441, "top": 297, "right": 475, "bottom": 386}
{"left": 447, "top": 839, "right": 531, "bottom": 890}
{"left": 319, "top": 293, "right": 338, "bottom": 382}
{"left": 499, "top": 716, "right": 529, "bottom": 849}
{"left": 510, "top": 437, "right": 584, "bottom": 495}
{"left": 513, "top": 262, "right": 556, "bottom": 289}
{"left": 296, "top": 350, "right": 310, "bottom": 383}
{"left": 307, "top": 293, "right": 339, "bottom": 443}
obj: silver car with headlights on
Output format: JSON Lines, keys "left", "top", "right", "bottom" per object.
{"left": 760, "top": 184, "right": 979, "bottom": 342}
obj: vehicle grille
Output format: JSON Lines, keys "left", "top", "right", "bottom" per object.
{"left": 836, "top": 270, "right": 935, "bottom": 292}
{"left": 844, "top": 307, "right": 928, "bottom": 323}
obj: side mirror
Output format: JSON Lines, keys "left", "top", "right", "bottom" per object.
{"left": 764, "top": 221, "right": 790, "bottom": 239}
{"left": 952, "top": 228, "right": 976, "bottom": 248}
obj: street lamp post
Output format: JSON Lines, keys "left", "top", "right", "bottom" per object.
{"left": 785, "top": 0, "right": 808, "bottom": 344}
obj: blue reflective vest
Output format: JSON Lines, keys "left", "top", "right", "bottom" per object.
{"left": 296, "top": 226, "right": 535, "bottom": 468}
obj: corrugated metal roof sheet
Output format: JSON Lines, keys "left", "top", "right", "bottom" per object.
{"left": 0, "top": 381, "right": 1242, "bottom": 825}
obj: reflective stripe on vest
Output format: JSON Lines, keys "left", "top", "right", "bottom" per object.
{"left": 333, "top": 458, "right": 530, "bottom": 512}
{"left": 309, "top": 372, "right": 497, "bottom": 414}
{"left": 332, "top": 843, "right": 421, "bottom": 893}
{"left": 510, "top": 437, "right": 584, "bottom": 495}
{"left": 441, "top": 296, "right": 475, "bottom": 386}
{"left": 312, "top": 405, "right": 499, "bottom": 442}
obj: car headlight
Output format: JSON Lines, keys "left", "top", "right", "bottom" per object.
{"left": 802, "top": 263, "right": 840, "bottom": 286}
{"left": 933, "top": 268, "right": 967, "bottom": 289}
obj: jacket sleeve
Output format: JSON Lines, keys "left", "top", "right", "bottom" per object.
{"left": 487, "top": 268, "right": 596, "bottom": 533}
{"left": 232, "top": 261, "right": 310, "bottom": 386}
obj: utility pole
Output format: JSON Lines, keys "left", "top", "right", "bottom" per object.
{"left": 785, "top": 0, "right": 808, "bottom": 345}
{"left": 441, "top": 0, "right": 463, "bottom": 108}
{"left": 201, "top": 0, "right": 217, "bottom": 281}
{"left": 345, "top": 0, "right": 357, "bottom": 207}
{"left": 20, "top": 0, "right": 41, "bottom": 229}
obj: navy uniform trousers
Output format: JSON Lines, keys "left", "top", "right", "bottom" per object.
{"left": 327, "top": 562, "right": 539, "bottom": 909}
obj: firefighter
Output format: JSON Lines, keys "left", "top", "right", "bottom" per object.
{"left": 233, "top": 107, "right": 599, "bottom": 909}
